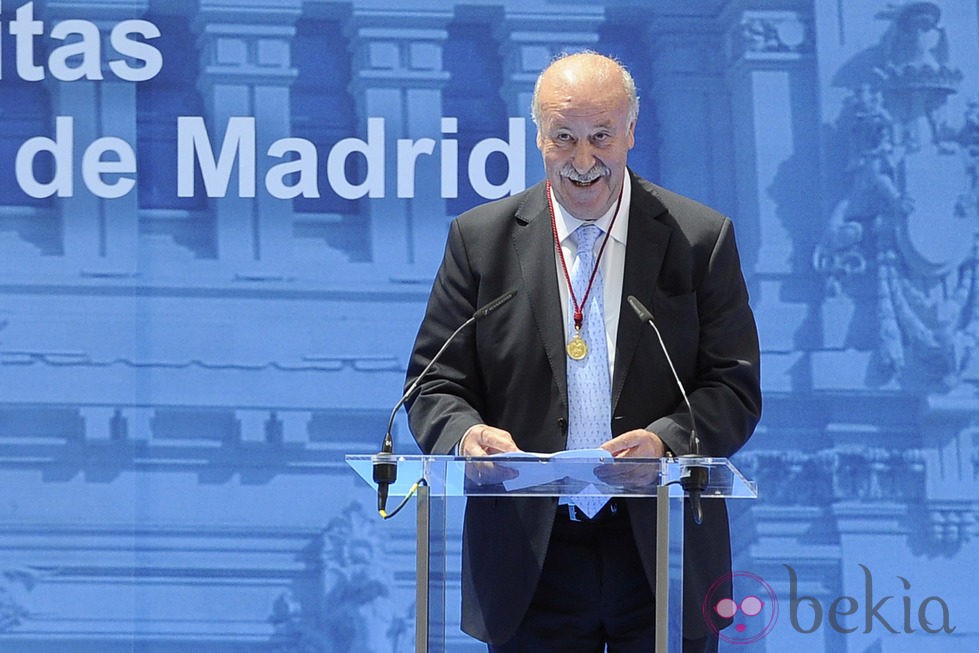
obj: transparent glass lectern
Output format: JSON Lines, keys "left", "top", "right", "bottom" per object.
{"left": 346, "top": 453, "right": 757, "bottom": 652}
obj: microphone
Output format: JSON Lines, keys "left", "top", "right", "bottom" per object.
{"left": 374, "top": 289, "right": 518, "bottom": 516}
{"left": 626, "top": 295, "right": 708, "bottom": 525}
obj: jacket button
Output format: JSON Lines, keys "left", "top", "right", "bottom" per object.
{"left": 557, "top": 417, "right": 568, "bottom": 431}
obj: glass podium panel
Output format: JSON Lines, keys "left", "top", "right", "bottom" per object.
{"left": 347, "top": 454, "right": 756, "bottom": 500}
{"left": 346, "top": 454, "right": 756, "bottom": 652}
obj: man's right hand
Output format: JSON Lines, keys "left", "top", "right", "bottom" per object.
{"left": 459, "top": 425, "right": 521, "bottom": 486}
{"left": 459, "top": 424, "right": 521, "bottom": 456}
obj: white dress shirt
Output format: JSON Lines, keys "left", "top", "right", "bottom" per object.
{"left": 550, "top": 178, "right": 631, "bottom": 383}
{"left": 457, "top": 180, "right": 632, "bottom": 453}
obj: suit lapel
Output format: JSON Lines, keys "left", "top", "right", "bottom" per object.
{"left": 612, "top": 175, "right": 672, "bottom": 412}
{"left": 510, "top": 176, "right": 674, "bottom": 419}
{"left": 513, "top": 184, "right": 569, "bottom": 412}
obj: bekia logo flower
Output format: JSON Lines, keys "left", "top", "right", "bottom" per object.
{"left": 702, "top": 571, "right": 779, "bottom": 644}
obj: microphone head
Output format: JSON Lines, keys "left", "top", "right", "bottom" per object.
{"left": 474, "top": 289, "right": 517, "bottom": 319}
{"left": 627, "top": 295, "right": 654, "bottom": 323}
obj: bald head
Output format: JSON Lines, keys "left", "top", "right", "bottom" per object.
{"left": 532, "top": 51, "right": 638, "bottom": 221}
{"left": 531, "top": 52, "right": 639, "bottom": 127}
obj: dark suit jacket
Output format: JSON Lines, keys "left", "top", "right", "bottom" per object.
{"left": 405, "top": 172, "right": 761, "bottom": 643}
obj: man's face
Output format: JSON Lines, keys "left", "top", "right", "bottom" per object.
{"left": 536, "top": 67, "right": 635, "bottom": 221}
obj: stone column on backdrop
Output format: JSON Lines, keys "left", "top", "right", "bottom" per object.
{"left": 344, "top": 10, "right": 451, "bottom": 274}
{"left": 717, "top": 3, "right": 817, "bottom": 394}
{"left": 46, "top": 0, "right": 149, "bottom": 272}
{"left": 194, "top": 0, "right": 302, "bottom": 272}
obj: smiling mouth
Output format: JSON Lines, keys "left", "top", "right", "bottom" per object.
{"left": 561, "top": 162, "right": 609, "bottom": 188}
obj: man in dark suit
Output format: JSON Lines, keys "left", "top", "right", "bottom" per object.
{"left": 405, "top": 52, "right": 761, "bottom": 652}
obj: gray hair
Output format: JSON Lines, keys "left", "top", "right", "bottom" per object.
{"left": 530, "top": 51, "right": 640, "bottom": 126}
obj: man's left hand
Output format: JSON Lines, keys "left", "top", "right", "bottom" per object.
{"left": 602, "top": 429, "right": 667, "bottom": 458}
{"left": 596, "top": 429, "right": 666, "bottom": 488}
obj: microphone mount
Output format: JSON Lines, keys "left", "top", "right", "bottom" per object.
{"left": 374, "top": 290, "right": 518, "bottom": 517}
{"left": 627, "top": 295, "right": 708, "bottom": 525}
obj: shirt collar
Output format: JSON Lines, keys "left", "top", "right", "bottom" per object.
{"left": 551, "top": 175, "right": 632, "bottom": 246}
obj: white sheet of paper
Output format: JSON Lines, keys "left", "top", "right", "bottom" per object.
{"left": 490, "top": 448, "right": 612, "bottom": 491}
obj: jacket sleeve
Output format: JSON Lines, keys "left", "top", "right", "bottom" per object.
{"left": 404, "top": 219, "right": 487, "bottom": 455}
{"left": 648, "top": 217, "right": 762, "bottom": 458}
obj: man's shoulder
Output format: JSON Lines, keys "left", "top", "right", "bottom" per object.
{"left": 455, "top": 182, "right": 545, "bottom": 227}
{"left": 631, "top": 174, "right": 727, "bottom": 226}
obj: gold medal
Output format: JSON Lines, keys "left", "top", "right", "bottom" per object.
{"left": 547, "top": 180, "right": 624, "bottom": 365}
{"left": 567, "top": 333, "right": 588, "bottom": 360}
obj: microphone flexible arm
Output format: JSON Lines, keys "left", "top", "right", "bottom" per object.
{"left": 626, "top": 295, "right": 708, "bottom": 525}
{"left": 372, "top": 317, "right": 474, "bottom": 517}
{"left": 381, "top": 315, "right": 476, "bottom": 455}
{"left": 374, "top": 290, "right": 517, "bottom": 517}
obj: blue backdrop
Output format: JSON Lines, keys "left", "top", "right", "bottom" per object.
{"left": 0, "top": 1, "right": 975, "bottom": 651}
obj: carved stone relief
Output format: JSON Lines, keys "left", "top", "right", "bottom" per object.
{"left": 740, "top": 446, "right": 977, "bottom": 551}
{"left": 0, "top": 568, "right": 40, "bottom": 632}
{"left": 815, "top": 2, "right": 979, "bottom": 389}
{"left": 270, "top": 501, "right": 412, "bottom": 653}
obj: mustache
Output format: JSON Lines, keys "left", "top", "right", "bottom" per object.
{"left": 560, "top": 163, "right": 610, "bottom": 183}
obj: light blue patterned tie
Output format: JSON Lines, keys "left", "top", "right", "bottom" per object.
{"left": 565, "top": 224, "right": 611, "bottom": 518}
